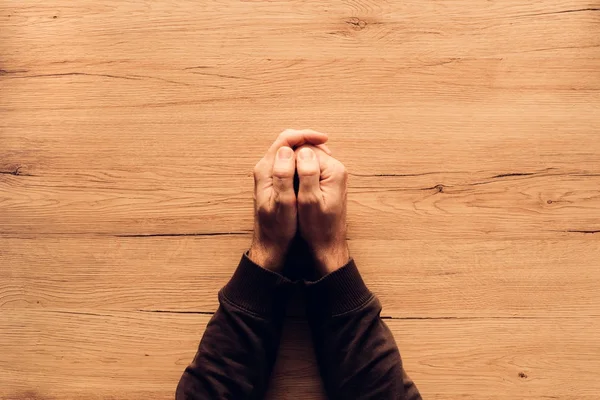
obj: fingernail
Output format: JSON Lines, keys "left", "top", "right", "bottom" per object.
{"left": 299, "top": 147, "right": 315, "bottom": 160}
{"left": 277, "top": 146, "right": 293, "bottom": 159}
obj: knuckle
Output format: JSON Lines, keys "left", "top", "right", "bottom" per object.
{"left": 341, "top": 164, "right": 348, "bottom": 178}
{"left": 324, "top": 207, "right": 338, "bottom": 217}
{"left": 272, "top": 168, "right": 294, "bottom": 180}
{"left": 283, "top": 196, "right": 296, "bottom": 208}
{"left": 294, "top": 144, "right": 308, "bottom": 154}
{"left": 253, "top": 159, "right": 265, "bottom": 177}
{"left": 274, "top": 193, "right": 295, "bottom": 208}
{"left": 297, "top": 167, "right": 319, "bottom": 178}
{"left": 334, "top": 161, "right": 348, "bottom": 180}
{"left": 256, "top": 205, "right": 271, "bottom": 219}
{"left": 298, "top": 192, "right": 319, "bottom": 206}
{"left": 278, "top": 129, "right": 294, "bottom": 141}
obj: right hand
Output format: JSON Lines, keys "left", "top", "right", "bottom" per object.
{"left": 294, "top": 145, "right": 350, "bottom": 276}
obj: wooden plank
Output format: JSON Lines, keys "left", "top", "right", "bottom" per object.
{"left": 2, "top": 236, "right": 599, "bottom": 318}
{"left": 1, "top": 121, "right": 599, "bottom": 177}
{"left": 1, "top": 0, "right": 599, "bottom": 63}
{"left": 1, "top": 171, "right": 599, "bottom": 237}
{"left": 1, "top": 310, "right": 599, "bottom": 399}
{"left": 2, "top": 57, "right": 599, "bottom": 114}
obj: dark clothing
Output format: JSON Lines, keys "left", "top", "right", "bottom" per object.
{"left": 176, "top": 253, "right": 421, "bottom": 399}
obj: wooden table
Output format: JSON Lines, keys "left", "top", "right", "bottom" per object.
{"left": 1, "top": 1, "right": 599, "bottom": 398}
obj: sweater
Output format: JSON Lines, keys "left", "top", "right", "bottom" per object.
{"left": 176, "top": 253, "right": 421, "bottom": 399}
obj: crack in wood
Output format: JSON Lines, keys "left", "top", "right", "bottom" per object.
{"left": 126, "top": 74, "right": 191, "bottom": 86}
{"left": 137, "top": 312, "right": 549, "bottom": 320}
{"left": 419, "top": 184, "right": 446, "bottom": 193}
{"left": 350, "top": 168, "right": 562, "bottom": 182}
{"left": 182, "top": 65, "right": 211, "bottom": 70}
{"left": 44, "top": 310, "right": 594, "bottom": 321}
{"left": 4, "top": 72, "right": 141, "bottom": 80}
{"left": 186, "top": 71, "right": 255, "bottom": 80}
{"left": 0, "top": 68, "right": 29, "bottom": 75}
{"left": 381, "top": 316, "right": 543, "bottom": 320}
{"left": 348, "top": 171, "right": 465, "bottom": 178}
{"left": 469, "top": 168, "right": 559, "bottom": 186}
{"left": 138, "top": 309, "right": 215, "bottom": 315}
{"left": 0, "top": 166, "right": 35, "bottom": 177}
{"left": 352, "top": 167, "right": 599, "bottom": 194}
{"left": 50, "top": 310, "right": 114, "bottom": 318}
{"left": 491, "top": 172, "right": 535, "bottom": 178}
{"left": 1, "top": 66, "right": 188, "bottom": 85}
{"left": 423, "top": 58, "right": 463, "bottom": 67}
{"left": 519, "top": 44, "right": 600, "bottom": 54}
{"left": 116, "top": 231, "right": 252, "bottom": 238}
{"left": 521, "top": 7, "right": 600, "bottom": 17}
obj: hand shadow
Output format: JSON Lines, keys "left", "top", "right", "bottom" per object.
{"left": 266, "top": 232, "right": 328, "bottom": 399}
{"left": 283, "top": 169, "right": 321, "bottom": 282}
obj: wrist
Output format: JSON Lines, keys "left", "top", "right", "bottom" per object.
{"left": 314, "top": 243, "right": 350, "bottom": 275}
{"left": 248, "top": 241, "right": 286, "bottom": 272}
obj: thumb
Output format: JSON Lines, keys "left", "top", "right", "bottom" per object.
{"left": 272, "top": 146, "right": 296, "bottom": 207}
{"left": 296, "top": 146, "right": 322, "bottom": 206}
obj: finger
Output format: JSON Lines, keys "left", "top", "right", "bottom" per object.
{"left": 271, "top": 146, "right": 297, "bottom": 207}
{"left": 254, "top": 131, "right": 330, "bottom": 197}
{"left": 297, "top": 145, "right": 346, "bottom": 189}
{"left": 298, "top": 145, "right": 330, "bottom": 174}
{"left": 265, "top": 129, "right": 328, "bottom": 163}
{"left": 253, "top": 157, "right": 271, "bottom": 194}
{"left": 315, "top": 143, "right": 332, "bottom": 155}
{"left": 295, "top": 146, "right": 323, "bottom": 205}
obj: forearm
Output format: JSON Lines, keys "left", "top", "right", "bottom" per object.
{"left": 176, "top": 253, "right": 291, "bottom": 399}
{"left": 306, "top": 260, "right": 421, "bottom": 400}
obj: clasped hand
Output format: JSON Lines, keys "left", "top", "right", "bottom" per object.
{"left": 248, "top": 129, "right": 349, "bottom": 276}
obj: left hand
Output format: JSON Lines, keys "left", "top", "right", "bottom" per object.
{"left": 294, "top": 145, "right": 349, "bottom": 276}
{"left": 248, "top": 129, "right": 331, "bottom": 271}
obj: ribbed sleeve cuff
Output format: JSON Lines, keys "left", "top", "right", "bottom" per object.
{"left": 305, "top": 258, "right": 373, "bottom": 318}
{"left": 220, "top": 253, "right": 292, "bottom": 318}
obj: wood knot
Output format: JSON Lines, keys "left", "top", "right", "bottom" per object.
{"left": 0, "top": 165, "right": 22, "bottom": 175}
{"left": 346, "top": 17, "right": 367, "bottom": 30}
{"left": 518, "top": 372, "right": 528, "bottom": 379}
{"left": 9, "top": 391, "right": 56, "bottom": 400}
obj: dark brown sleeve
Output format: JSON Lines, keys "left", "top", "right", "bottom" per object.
{"left": 305, "top": 260, "right": 421, "bottom": 400}
{"left": 176, "top": 253, "right": 291, "bottom": 400}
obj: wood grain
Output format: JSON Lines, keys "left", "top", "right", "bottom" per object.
{"left": 1, "top": 0, "right": 599, "bottom": 399}
{"left": 1, "top": 310, "right": 599, "bottom": 400}
{"left": 2, "top": 236, "right": 599, "bottom": 318}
